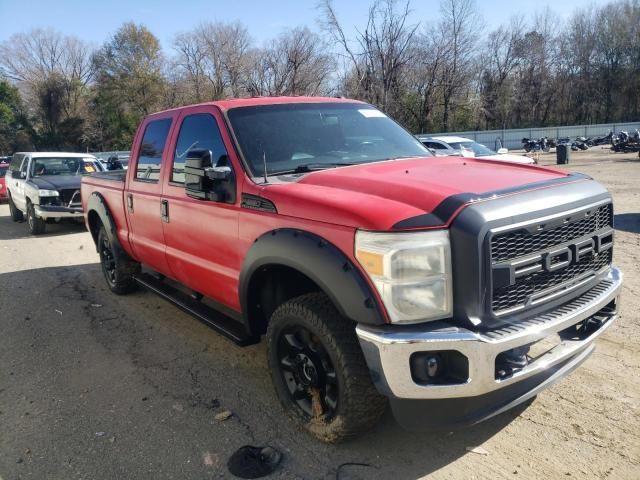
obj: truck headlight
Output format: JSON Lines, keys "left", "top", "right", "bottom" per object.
{"left": 38, "top": 189, "right": 59, "bottom": 197}
{"left": 355, "top": 230, "right": 452, "bottom": 324}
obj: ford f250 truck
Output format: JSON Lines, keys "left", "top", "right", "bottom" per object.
{"left": 81, "top": 97, "right": 622, "bottom": 442}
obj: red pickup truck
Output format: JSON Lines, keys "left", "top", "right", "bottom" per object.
{"left": 81, "top": 97, "right": 622, "bottom": 442}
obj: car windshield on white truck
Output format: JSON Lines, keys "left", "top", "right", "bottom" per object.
{"left": 227, "top": 103, "right": 431, "bottom": 176}
{"left": 31, "top": 157, "right": 99, "bottom": 177}
{"left": 448, "top": 141, "right": 495, "bottom": 157}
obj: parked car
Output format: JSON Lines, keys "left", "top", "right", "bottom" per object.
{"left": 82, "top": 97, "right": 621, "bottom": 442}
{"left": 417, "top": 135, "right": 535, "bottom": 164}
{"left": 0, "top": 158, "right": 10, "bottom": 202}
{"left": 5, "top": 152, "right": 100, "bottom": 234}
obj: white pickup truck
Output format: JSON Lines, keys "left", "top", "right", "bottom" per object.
{"left": 6, "top": 152, "right": 103, "bottom": 235}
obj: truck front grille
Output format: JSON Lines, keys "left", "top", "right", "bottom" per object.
{"left": 491, "top": 204, "right": 612, "bottom": 262}
{"left": 490, "top": 203, "right": 613, "bottom": 315}
{"left": 60, "top": 189, "right": 81, "bottom": 206}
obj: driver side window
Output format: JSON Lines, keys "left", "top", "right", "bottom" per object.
{"left": 171, "top": 113, "right": 229, "bottom": 184}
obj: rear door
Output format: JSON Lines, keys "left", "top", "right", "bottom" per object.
{"left": 160, "top": 106, "right": 242, "bottom": 310}
{"left": 126, "top": 116, "right": 174, "bottom": 276}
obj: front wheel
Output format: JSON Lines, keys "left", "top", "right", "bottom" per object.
{"left": 266, "top": 293, "right": 387, "bottom": 443}
{"left": 26, "top": 202, "right": 46, "bottom": 235}
{"left": 8, "top": 194, "right": 24, "bottom": 222}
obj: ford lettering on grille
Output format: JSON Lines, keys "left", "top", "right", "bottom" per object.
{"left": 490, "top": 203, "right": 613, "bottom": 315}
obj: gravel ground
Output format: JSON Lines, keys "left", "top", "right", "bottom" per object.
{"left": 0, "top": 148, "right": 638, "bottom": 479}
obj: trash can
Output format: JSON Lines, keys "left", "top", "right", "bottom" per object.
{"left": 557, "top": 144, "right": 570, "bottom": 164}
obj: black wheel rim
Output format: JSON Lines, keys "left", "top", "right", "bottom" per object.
{"left": 100, "top": 236, "right": 117, "bottom": 285}
{"left": 277, "top": 326, "right": 338, "bottom": 421}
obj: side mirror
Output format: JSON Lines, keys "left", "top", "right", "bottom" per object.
{"left": 497, "top": 148, "right": 508, "bottom": 154}
{"left": 184, "top": 149, "right": 235, "bottom": 203}
{"left": 20, "top": 171, "right": 27, "bottom": 179}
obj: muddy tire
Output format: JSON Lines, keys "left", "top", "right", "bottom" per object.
{"left": 97, "top": 225, "right": 140, "bottom": 294}
{"left": 266, "top": 292, "right": 387, "bottom": 443}
{"left": 26, "top": 202, "right": 46, "bottom": 235}
{"left": 8, "top": 194, "right": 24, "bottom": 222}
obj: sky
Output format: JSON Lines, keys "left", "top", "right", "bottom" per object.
{"left": 0, "top": 0, "right": 608, "bottom": 50}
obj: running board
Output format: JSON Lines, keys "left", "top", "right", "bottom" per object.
{"left": 133, "top": 273, "right": 259, "bottom": 346}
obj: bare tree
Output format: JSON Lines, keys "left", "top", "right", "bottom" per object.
{"left": 401, "top": 27, "right": 446, "bottom": 133}
{"left": 479, "top": 17, "right": 522, "bottom": 129}
{"left": 0, "top": 28, "right": 95, "bottom": 147}
{"left": 172, "top": 21, "right": 251, "bottom": 101}
{"left": 437, "top": 0, "right": 480, "bottom": 131}
{"left": 320, "top": 0, "right": 419, "bottom": 114}
{"left": 245, "top": 27, "right": 333, "bottom": 96}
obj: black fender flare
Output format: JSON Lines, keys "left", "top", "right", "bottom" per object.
{"left": 239, "top": 229, "right": 385, "bottom": 331}
{"left": 86, "top": 192, "right": 128, "bottom": 257}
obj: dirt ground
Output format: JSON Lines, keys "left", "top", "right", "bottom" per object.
{"left": 0, "top": 147, "right": 638, "bottom": 480}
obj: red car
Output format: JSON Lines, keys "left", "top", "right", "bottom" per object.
{"left": 0, "top": 158, "right": 10, "bottom": 202}
{"left": 81, "top": 97, "right": 622, "bottom": 442}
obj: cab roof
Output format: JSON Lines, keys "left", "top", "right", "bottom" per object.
{"left": 15, "top": 152, "right": 96, "bottom": 158}
{"left": 151, "top": 96, "right": 367, "bottom": 116}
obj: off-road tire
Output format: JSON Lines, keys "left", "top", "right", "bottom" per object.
{"left": 26, "top": 201, "right": 46, "bottom": 235}
{"left": 266, "top": 292, "right": 387, "bottom": 443}
{"left": 8, "top": 194, "right": 24, "bottom": 222}
{"left": 97, "top": 225, "right": 140, "bottom": 294}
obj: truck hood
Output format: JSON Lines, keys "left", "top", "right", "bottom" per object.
{"left": 29, "top": 175, "right": 82, "bottom": 190}
{"left": 260, "top": 156, "right": 585, "bottom": 231}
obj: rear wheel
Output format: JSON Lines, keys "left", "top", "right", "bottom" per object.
{"left": 97, "top": 225, "right": 140, "bottom": 294}
{"left": 266, "top": 292, "right": 387, "bottom": 443}
{"left": 26, "top": 202, "right": 46, "bottom": 235}
{"left": 8, "top": 194, "right": 23, "bottom": 222}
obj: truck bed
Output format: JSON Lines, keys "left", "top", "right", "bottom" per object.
{"left": 90, "top": 170, "right": 127, "bottom": 183}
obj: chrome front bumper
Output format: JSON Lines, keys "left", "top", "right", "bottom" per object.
{"left": 357, "top": 267, "right": 622, "bottom": 401}
{"left": 35, "top": 205, "right": 83, "bottom": 219}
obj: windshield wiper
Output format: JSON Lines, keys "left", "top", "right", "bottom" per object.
{"left": 271, "top": 162, "right": 354, "bottom": 175}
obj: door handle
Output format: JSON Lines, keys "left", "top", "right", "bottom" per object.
{"left": 127, "top": 193, "right": 134, "bottom": 213}
{"left": 161, "top": 199, "right": 169, "bottom": 223}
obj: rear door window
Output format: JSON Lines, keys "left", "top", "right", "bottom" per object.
{"left": 135, "top": 119, "right": 172, "bottom": 182}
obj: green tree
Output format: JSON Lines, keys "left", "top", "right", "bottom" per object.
{"left": 0, "top": 79, "right": 34, "bottom": 154}
{"left": 92, "top": 22, "right": 166, "bottom": 149}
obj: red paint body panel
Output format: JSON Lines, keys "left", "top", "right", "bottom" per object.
{"left": 260, "top": 157, "right": 571, "bottom": 231}
{"left": 81, "top": 96, "right": 576, "bottom": 321}
{"left": 0, "top": 164, "right": 8, "bottom": 200}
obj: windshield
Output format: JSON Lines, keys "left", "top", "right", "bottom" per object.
{"left": 30, "top": 157, "right": 100, "bottom": 177}
{"left": 448, "top": 141, "right": 496, "bottom": 157}
{"left": 227, "top": 103, "right": 431, "bottom": 176}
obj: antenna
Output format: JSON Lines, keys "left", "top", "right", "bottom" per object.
{"left": 263, "top": 151, "right": 268, "bottom": 184}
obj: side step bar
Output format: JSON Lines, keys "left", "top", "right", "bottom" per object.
{"left": 133, "top": 273, "right": 259, "bottom": 347}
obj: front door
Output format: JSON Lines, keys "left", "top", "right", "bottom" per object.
{"left": 161, "top": 107, "right": 242, "bottom": 311}
{"left": 11, "top": 155, "right": 29, "bottom": 211}
{"left": 126, "top": 116, "right": 174, "bottom": 277}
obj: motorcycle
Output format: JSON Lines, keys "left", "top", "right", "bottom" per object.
{"left": 521, "top": 137, "right": 552, "bottom": 153}
{"left": 557, "top": 136, "right": 579, "bottom": 151}
{"left": 521, "top": 137, "right": 540, "bottom": 153}
{"left": 590, "top": 131, "right": 614, "bottom": 146}
{"left": 612, "top": 129, "right": 640, "bottom": 152}
{"left": 575, "top": 136, "right": 590, "bottom": 150}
